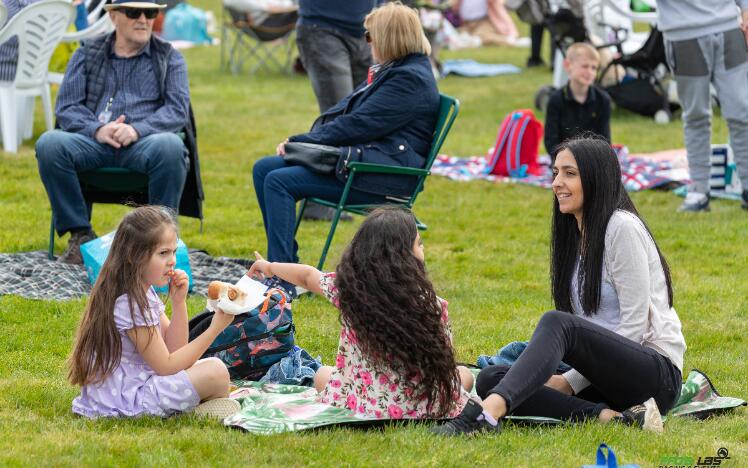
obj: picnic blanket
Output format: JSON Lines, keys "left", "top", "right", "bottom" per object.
{"left": 224, "top": 369, "right": 745, "bottom": 434}
{"left": 0, "top": 250, "right": 251, "bottom": 300}
{"left": 431, "top": 146, "right": 688, "bottom": 192}
{"left": 441, "top": 59, "right": 522, "bottom": 77}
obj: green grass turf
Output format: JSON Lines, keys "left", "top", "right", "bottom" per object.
{"left": 0, "top": 11, "right": 745, "bottom": 467}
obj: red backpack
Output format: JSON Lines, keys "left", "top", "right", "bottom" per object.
{"left": 485, "top": 109, "right": 544, "bottom": 177}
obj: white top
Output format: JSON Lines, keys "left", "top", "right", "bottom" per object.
{"left": 563, "top": 210, "right": 687, "bottom": 393}
{"left": 459, "top": 0, "right": 488, "bottom": 22}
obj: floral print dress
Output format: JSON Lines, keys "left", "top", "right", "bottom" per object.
{"left": 316, "top": 272, "right": 470, "bottom": 419}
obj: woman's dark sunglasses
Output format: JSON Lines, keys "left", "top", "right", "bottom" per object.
{"left": 121, "top": 8, "right": 159, "bottom": 19}
{"left": 364, "top": 30, "right": 371, "bottom": 43}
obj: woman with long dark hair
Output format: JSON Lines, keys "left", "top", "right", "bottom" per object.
{"left": 434, "top": 137, "right": 686, "bottom": 435}
{"left": 249, "top": 207, "right": 473, "bottom": 419}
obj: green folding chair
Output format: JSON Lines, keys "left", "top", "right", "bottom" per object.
{"left": 46, "top": 120, "right": 205, "bottom": 260}
{"left": 294, "top": 94, "right": 459, "bottom": 270}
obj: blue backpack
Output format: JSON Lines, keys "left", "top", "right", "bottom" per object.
{"left": 188, "top": 289, "right": 294, "bottom": 380}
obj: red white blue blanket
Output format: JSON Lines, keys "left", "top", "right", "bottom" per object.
{"left": 432, "top": 146, "right": 688, "bottom": 192}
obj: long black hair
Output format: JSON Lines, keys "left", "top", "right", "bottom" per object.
{"left": 335, "top": 207, "right": 459, "bottom": 417}
{"left": 550, "top": 137, "right": 674, "bottom": 314}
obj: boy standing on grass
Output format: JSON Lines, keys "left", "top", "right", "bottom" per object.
{"left": 544, "top": 43, "right": 611, "bottom": 157}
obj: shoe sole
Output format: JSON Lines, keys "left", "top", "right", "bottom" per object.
{"left": 193, "top": 398, "right": 241, "bottom": 419}
{"left": 641, "top": 397, "right": 663, "bottom": 433}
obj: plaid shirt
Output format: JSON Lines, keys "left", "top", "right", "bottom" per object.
{"left": 55, "top": 38, "right": 190, "bottom": 139}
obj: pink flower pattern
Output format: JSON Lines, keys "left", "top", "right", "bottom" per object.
{"left": 315, "top": 272, "right": 469, "bottom": 419}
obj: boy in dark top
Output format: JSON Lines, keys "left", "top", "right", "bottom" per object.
{"left": 544, "top": 43, "right": 611, "bottom": 156}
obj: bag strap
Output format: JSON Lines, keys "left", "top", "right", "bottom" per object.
{"left": 487, "top": 115, "right": 518, "bottom": 173}
{"left": 510, "top": 115, "right": 531, "bottom": 178}
{"left": 596, "top": 444, "right": 619, "bottom": 468}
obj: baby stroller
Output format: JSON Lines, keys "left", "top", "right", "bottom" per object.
{"left": 533, "top": 0, "right": 676, "bottom": 123}
{"left": 599, "top": 27, "right": 678, "bottom": 122}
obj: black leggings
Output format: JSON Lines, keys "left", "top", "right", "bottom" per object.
{"left": 476, "top": 311, "right": 682, "bottom": 421}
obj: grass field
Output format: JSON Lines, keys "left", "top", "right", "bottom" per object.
{"left": 0, "top": 9, "right": 746, "bottom": 467}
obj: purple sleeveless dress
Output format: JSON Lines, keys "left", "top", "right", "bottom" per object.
{"left": 72, "top": 288, "right": 200, "bottom": 418}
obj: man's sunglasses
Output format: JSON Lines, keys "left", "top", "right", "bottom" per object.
{"left": 364, "top": 30, "right": 371, "bottom": 43}
{"left": 120, "top": 8, "right": 159, "bottom": 19}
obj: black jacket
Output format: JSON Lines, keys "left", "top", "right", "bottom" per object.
{"left": 544, "top": 84, "right": 611, "bottom": 156}
{"left": 288, "top": 53, "right": 439, "bottom": 197}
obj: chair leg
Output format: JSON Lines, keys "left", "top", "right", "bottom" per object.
{"left": 294, "top": 199, "right": 308, "bottom": 235}
{"left": 20, "top": 95, "right": 34, "bottom": 140}
{"left": 317, "top": 206, "right": 343, "bottom": 271}
{"left": 48, "top": 215, "right": 55, "bottom": 260}
{"left": 42, "top": 84, "right": 53, "bottom": 132}
{"left": 0, "top": 88, "right": 19, "bottom": 153}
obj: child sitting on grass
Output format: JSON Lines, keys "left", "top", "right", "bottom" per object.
{"left": 68, "top": 206, "right": 237, "bottom": 419}
{"left": 544, "top": 42, "right": 611, "bottom": 156}
{"left": 248, "top": 207, "right": 473, "bottom": 419}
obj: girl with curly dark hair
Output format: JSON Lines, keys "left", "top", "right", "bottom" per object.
{"left": 249, "top": 207, "right": 472, "bottom": 419}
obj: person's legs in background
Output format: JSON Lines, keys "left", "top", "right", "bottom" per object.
{"left": 669, "top": 35, "right": 715, "bottom": 211}
{"left": 527, "top": 23, "right": 545, "bottom": 67}
{"left": 296, "top": 24, "right": 356, "bottom": 113}
{"left": 711, "top": 29, "right": 748, "bottom": 210}
{"left": 35, "top": 130, "right": 113, "bottom": 263}
{"left": 296, "top": 24, "right": 364, "bottom": 221}
{"left": 486, "top": 0, "right": 518, "bottom": 40}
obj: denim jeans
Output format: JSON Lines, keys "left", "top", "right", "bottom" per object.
{"left": 252, "top": 156, "right": 386, "bottom": 263}
{"left": 36, "top": 130, "right": 188, "bottom": 235}
{"left": 476, "top": 311, "right": 682, "bottom": 421}
{"left": 296, "top": 23, "right": 371, "bottom": 112}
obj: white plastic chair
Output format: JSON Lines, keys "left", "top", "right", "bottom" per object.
{"left": 0, "top": 3, "right": 8, "bottom": 29}
{"left": 47, "top": 12, "right": 114, "bottom": 85}
{"left": 0, "top": 0, "right": 74, "bottom": 153}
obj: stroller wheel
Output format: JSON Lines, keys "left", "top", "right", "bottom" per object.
{"left": 654, "top": 109, "right": 670, "bottom": 124}
{"left": 535, "top": 85, "right": 554, "bottom": 112}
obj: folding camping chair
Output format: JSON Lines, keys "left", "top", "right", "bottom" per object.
{"left": 220, "top": 1, "right": 298, "bottom": 75}
{"left": 294, "top": 94, "right": 460, "bottom": 270}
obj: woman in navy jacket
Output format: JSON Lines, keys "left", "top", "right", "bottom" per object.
{"left": 252, "top": 2, "right": 439, "bottom": 286}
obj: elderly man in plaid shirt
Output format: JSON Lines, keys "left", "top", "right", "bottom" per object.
{"left": 36, "top": 0, "right": 191, "bottom": 264}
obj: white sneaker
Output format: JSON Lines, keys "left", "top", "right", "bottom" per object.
{"left": 678, "top": 192, "right": 710, "bottom": 212}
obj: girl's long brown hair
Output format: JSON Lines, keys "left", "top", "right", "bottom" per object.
{"left": 335, "top": 207, "right": 460, "bottom": 417}
{"left": 68, "top": 206, "right": 177, "bottom": 386}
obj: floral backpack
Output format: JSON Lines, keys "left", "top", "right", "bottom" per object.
{"left": 188, "top": 289, "right": 294, "bottom": 380}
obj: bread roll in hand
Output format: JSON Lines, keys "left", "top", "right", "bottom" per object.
{"left": 207, "top": 281, "right": 245, "bottom": 302}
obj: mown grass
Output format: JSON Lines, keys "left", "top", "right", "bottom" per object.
{"left": 0, "top": 10, "right": 746, "bottom": 467}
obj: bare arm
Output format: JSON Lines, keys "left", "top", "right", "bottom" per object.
{"left": 127, "top": 309, "right": 233, "bottom": 376}
{"left": 248, "top": 252, "right": 324, "bottom": 296}
{"left": 161, "top": 269, "right": 189, "bottom": 352}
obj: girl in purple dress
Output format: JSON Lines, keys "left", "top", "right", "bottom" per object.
{"left": 68, "top": 206, "right": 236, "bottom": 419}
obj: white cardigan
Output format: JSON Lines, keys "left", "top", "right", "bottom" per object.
{"left": 563, "top": 210, "right": 687, "bottom": 394}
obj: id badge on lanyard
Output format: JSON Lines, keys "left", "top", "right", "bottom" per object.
{"left": 98, "top": 97, "right": 114, "bottom": 123}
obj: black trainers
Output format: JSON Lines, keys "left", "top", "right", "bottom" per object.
{"left": 58, "top": 229, "right": 97, "bottom": 265}
{"left": 616, "top": 397, "right": 663, "bottom": 433}
{"left": 526, "top": 56, "right": 546, "bottom": 68}
{"left": 430, "top": 399, "right": 502, "bottom": 436}
{"left": 741, "top": 190, "right": 747, "bottom": 210}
